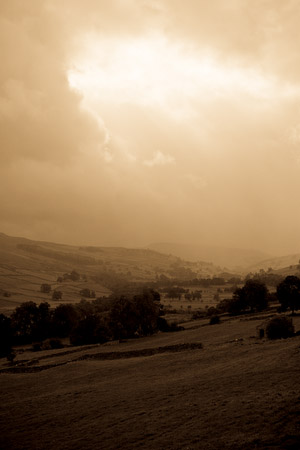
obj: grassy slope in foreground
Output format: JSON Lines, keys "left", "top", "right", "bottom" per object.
{"left": 0, "top": 315, "right": 300, "bottom": 450}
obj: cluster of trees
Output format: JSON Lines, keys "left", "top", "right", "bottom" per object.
{"left": 215, "top": 279, "right": 269, "bottom": 315}
{"left": 215, "top": 276, "right": 300, "bottom": 316}
{"left": 40, "top": 283, "right": 62, "bottom": 300}
{"left": 0, "top": 289, "right": 166, "bottom": 357}
{"left": 79, "top": 288, "right": 96, "bottom": 299}
{"left": 57, "top": 270, "right": 83, "bottom": 283}
{"left": 245, "top": 271, "right": 284, "bottom": 287}
{"left": 156, "top": 275, "right": 235, "bottom": 288}
{"left": 161, "top": 286, "right": 202, "bottom": 301}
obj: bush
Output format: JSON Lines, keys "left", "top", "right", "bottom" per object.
{"left": 206, "top": 306, "right": 218, "bottom": 317}
{"left": 32, "top": 338, "right": 63, "bottom": 351}
{"left": 266, "top": 316, "right": 294, "bottom": 340}
{"left": 192, "top": 310, "right": 205, "bottom": 320}
{"left": 209, "top": 315, "right": 220, "bottom": 325}
{"left": 44, "top": 338, "right": 64, "bottom": 350}
{"left": 157, "top": 317, "right": 184, "bottom": 332}
{"left": 32, "top": 342, "right": 42, "bottom": 352}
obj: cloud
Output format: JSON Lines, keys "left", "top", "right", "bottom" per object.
{"left": 0, "top": 1, "right": 108, "bottom": 165}
{"left": 143, "top": 150, "right": 175, "bottom": 167}
{"left": 181, "top": 174, "right": 207, "bottom": 191}
{"left": 1, "top": 1, "right": 300, "bottom": 254}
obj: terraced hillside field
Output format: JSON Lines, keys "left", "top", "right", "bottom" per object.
{"left": 0, "top": 233, "right": 220, "bottom": 314}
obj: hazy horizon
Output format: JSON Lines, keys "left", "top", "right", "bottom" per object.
{"left": 1, "top": 1, "right": 300, "bottom": 255}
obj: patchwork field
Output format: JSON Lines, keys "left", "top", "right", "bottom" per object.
{"left": 1, "top": 314, "right": 300, "bottom": 449}
{"left": 0, "top": 232, "right": 222, "bottom": 314}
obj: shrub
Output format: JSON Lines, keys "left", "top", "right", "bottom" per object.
{"left": 266, "top": 316, "right": 294, "bottom": 340}
{"left": 44, "top": 338, "right": 64, "bottom": 350}
{"left": 207, "top": 306, "right": 218, "bottom": 316}
{"left": 192, "top": 310, "right": 205, "bottom": 320}
{"left": 32, "top": 342, "right": 42, "bottom": 352}
{"left": 32, "top": 338, "right": 63, "bottom": 351}
{"left": 157, "top": 317, "right": 184, "bottom": 332}
{"left": 209, "top": 315, "right": 220, "bottom": 325}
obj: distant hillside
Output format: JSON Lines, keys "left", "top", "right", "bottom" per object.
{"left": 246, "top": 253, "right": 300, "bottom": 273}
{"left": 0, "top": 233, "right": 221, "bottom": 314}
{"left": 147, "top": 242, "right": 271, "bottom": 270}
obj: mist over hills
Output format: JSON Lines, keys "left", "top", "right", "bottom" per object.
{"left": 246, "top": 253, "right": 300, "bottom": 274}
{"left": 146, "top": 242, "right": 300, "bottom": 278}
{"left": 147, "top": 242, "right": 272, "bottom": 270}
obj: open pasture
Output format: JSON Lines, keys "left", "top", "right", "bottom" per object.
{"left": 1, "top": 314, "right": 300, "bottom": 449}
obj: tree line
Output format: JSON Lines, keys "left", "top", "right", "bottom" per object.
{"left": 0, "top": 289, "right": 167, "bottom": 358}
{"left": 216, "top": 276, "right": 300, "bottom": 315}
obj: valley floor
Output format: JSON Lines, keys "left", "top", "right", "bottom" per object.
{"left": 1, "top": 316, "right": 300, "bottom": 449}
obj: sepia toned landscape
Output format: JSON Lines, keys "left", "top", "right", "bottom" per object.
{"left": 1, "top": 1, "right": 300, "bottom": 449}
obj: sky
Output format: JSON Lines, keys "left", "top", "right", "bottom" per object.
{"left": 1, "top": 0, "right": 300, "bottom": 255}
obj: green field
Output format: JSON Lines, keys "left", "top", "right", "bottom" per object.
{"left": 1, "top": 314, "right": 299, "bottom": 449}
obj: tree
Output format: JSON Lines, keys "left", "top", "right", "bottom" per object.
{"left": 132, "top": 290, "right": 160, "bottom": 336}
{"left": 70, "top": 315, "right": 110, "bottom": 346}
{"left": 52, "top": 304, "right": 78, "bottom": 337}
{"left": 229, "top": 280, "right": 268, "bottom": 314}
{"left": 35, "top": 302, "right": 51, "bottom": 341}
{"left": 70, "top": 270, "right": 80, "bottom": 281}
{"left": 0, "top": 314, "right": 12, "bottom": 357}
{"left": 109, "top": 296, "right": 139, "bottom": 339}
{"left": 52, "top": 290, "right": 63, "bottom": 300}
{"left": 40, "top": 283, "right": 51, "bottom": 294}
{"left": 277, "top": 276, "right": 300, "bottom": 314}
{"left": 266, "top": 316, "right": 294, "bottom": 339}
{"left": 11, "top": 301, "right": 51, "bottom": 343}
{"left": 109, "top": 290, "right": 160, "bottom": 340}
{"left": 242, "top": 279, "right": 268, "bottom": 312}
{"left": 79, "top": 288, "right": 96, "bottom": 298}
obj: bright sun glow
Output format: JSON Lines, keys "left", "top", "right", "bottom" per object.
{"left": 67, "top": 34, "right": 295, "bottom": 112}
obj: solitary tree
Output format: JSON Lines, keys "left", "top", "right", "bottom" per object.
{"left": 52, "top": 290, "right": 63, "bottom": 300}
{"left": 40, "top": 283, "right": 51, "bottom": 294}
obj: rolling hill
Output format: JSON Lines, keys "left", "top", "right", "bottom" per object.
{"left": 246, "top": 253, "right": 300, "bottom": 273}
{"left": 0, "top": 232, "right": 221, "bottom": 314}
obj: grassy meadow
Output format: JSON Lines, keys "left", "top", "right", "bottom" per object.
{"left": 1, "top": 314, "right": 300, "bottom": 449}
